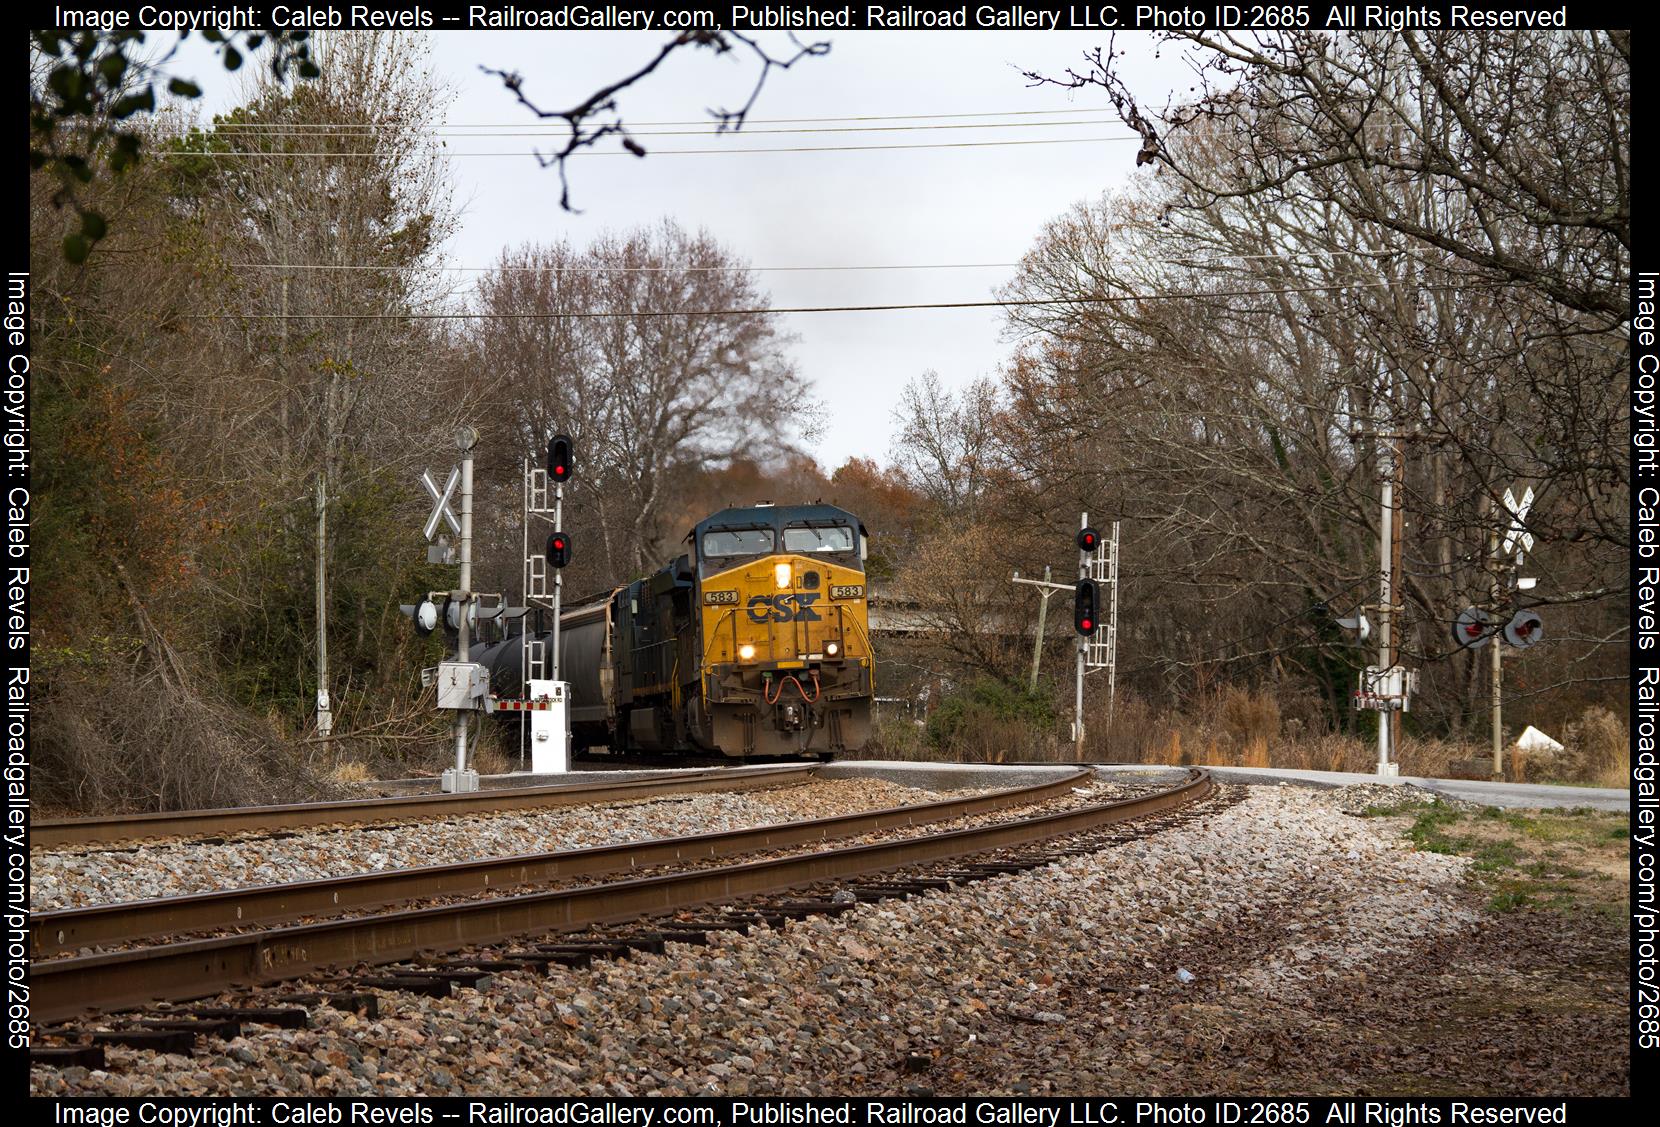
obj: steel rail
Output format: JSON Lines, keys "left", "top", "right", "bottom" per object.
{"left": 32, "top": 766, "right": 815, "bottom": 848}
{"left": 32, "top": 770, "right": 1092, "bottom": 957}
{"left": 30, "top": 769, "right": 1212, "bottom": 1024}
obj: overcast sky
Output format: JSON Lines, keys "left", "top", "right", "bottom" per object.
{"left": 182, "top": 30, "right": 1190, "bottom": 468}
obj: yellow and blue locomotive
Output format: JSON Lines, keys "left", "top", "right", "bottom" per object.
{"left": 476, "top": 503, "right": 875, "bottom": 758}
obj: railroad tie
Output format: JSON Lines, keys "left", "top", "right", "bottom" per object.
{"left": 354, "top": 975, "right": 454, "bottom": 998}
{"left": 91, "top": 1029, "right": 196, "bottom": 1055}
{"left": 29, "top": 1045, "right": 106, "bottom": 1070}
{"left": 187, "top": 1006, "right": 309, "bottom": 1029}
{"left": 136, "top": 1018, "right": 242, "bottom": 1040}
{"left": 269, "top": 993, "right": 378, "bottom": 1018}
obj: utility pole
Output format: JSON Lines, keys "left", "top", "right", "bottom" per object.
{"left": 284, "top": 273, "right": 332, "bottom": 744}
{"left": 451, "top": 426, "right": 478, "bottom": 791}
{"left": 1376, "top": 433, "right": 1395, "bottom": 774}
{"left": 1012, "top": 565, "right": 1057, "bottom": 692}
{"left": 1388, "top": 441, "right": 1405, "bottom": 762}
{"left": 1075, "top": 512, "right": 1088, "bottom": 763}
{"left": 1489, "top": 526, "right": 1506, "bottom": 780}
{"left": 1104, "top": 521, "right": 1120, "bottom": 757}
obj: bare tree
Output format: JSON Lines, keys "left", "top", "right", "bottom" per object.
{"left": 164, "top": 31, "right": 466, "bottom": 736}
{"left": 889, "top": 372, "right": 1004, "bottom": 520}
{"left": 469, "top": 221, "right": 805, "bottom": 586}
{"left": 986, "top": 89, "right": 1627, "bottom": 733}
{"left": 1028, "top": 31, "right": 1630, "bottom": 320}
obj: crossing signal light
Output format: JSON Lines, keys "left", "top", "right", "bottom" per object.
{"left": 546, "top": 532, "right": 572, "bottom": 569}
{"left": 1453, "top": 607, "right": 1492, "bottom": 650}
{"left": 1503, "top": 609, "right": 1544, "bottom": 648}
{"left": 547, "top": 434, "right": 574, "bottom": 484}
{"left": 414, "top": 599, "right": 438, "bottom": 637}
{"left": 1077, "top": 526, "right": 1100, "bottom": 553}
{"left": 1074, "top": 579, "right": 1099, "bottom": 636}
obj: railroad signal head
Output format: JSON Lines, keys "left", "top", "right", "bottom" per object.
{"left": 547, "top": 434, "right": 574, "bottom": 484}
{"left": 1453, "top": 607, "right": 1492, "bottom": 650}
{"left": 1503, "top": 609, "right": 1544, "bottom": 648}
{"left": 546, "top": 531, "right": 572, "bottom": 569}
{"left": 1074, "top": 579, "right": 1099, "bottom": 636}
{"left": 414, "top": 598, "right": 438, "bottom": 637}
{"left": 1077, "top": 526, "right": 1100, "bottom": 553}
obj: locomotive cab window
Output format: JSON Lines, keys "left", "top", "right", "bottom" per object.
{"left": 702, "top": 527, "right": 775, "bottom": 558}
{"left": 783, "top": 524, "right": 855, "bottom": 554}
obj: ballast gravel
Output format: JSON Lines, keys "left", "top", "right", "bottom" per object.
{"left": 30, "top": 779, "right": 992, "bottom": 912}
{"left": 33, "top": 783, "right": 1484, "bottom": 1096}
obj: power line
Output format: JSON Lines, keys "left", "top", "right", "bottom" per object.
{"left": 230, "top": 260, "right": 1024, "bottom": 274}
{"left": 199, "top": 119, "right": 1129, "bottom": 140}
{"left": 195, "top": 279, "right": 1520, "bottom": 320}
{"left": 206, "top": 107, "right": 1116, "bottom": 130}
{"left": 160, "top": 136, "right": 1138, "bottom": 157}
{"left": 221, "top": 247, "right": 1400, "bottom": 274}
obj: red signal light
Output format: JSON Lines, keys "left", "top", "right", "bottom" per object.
{"left": 547, "top": 434, "right": 575, "bottom": 483}
{"left": 1074, "top": 580, "right": 1099, "bottom": 636}
{"left": 546, "top": 532, "right": 572, "bottom": 569}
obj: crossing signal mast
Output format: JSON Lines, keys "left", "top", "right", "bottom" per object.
{"left": 1010, "top": 515, "right": 1120, "bottom": 762}
{"left": 1073, "top": 516, "right": 1120, "bottom": 761}
{"left": 519, "top": 434, "right": 576, "bottom": 772}
{"left": 1452, "top": 484, "right": 1543, "bottom": 779}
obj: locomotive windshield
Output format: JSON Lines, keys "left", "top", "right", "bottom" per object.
{"left": 783, "top": 524, "right": 855, "bottom": 554}
{"left": 702, "top": 527, "right": 775, "bottom": 557}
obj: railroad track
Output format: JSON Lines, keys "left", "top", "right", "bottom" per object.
{"left": 32, "top": 770, "right": 1094, "bottom": 958}
{"left": 32, "top": 765, "right": 815, "bottom": 848}
{"left": 30, "top": 769, "right": 1219, "bottom": 1067}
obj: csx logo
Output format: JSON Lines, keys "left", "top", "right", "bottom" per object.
{"left": 747, "top": 593, "right": 822, "bottom": 622}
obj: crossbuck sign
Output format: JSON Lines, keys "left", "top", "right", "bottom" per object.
{"left": 422, "top": 467, "right": 462, "bottom": 541}
{"left": 1502, "top": 486, "right": 1534, "bottom": 560}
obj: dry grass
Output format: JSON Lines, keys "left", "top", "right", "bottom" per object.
{"left": 34, "top": 668, "right": 341, "bottom": 812}
{"left": 328, "top": 760, "right": 374, "bottom": 785}
{"left": 870, "top": 683, "right": 1627, "bottom": 786}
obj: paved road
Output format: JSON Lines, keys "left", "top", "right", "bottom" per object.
{"left": 1093, "top": 763, "right": 1629, "bottom": 811}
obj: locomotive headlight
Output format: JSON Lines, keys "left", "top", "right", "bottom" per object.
{"left": 774, "top": 562, "right": 792, "bottom": 589}
{"left": 825, "top": 641, "right": 839, "bottom": 657}
{"left": 739, "top": 644, "right": 756, "bottom": 661}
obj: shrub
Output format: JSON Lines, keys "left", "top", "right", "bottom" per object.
{"left": 926, "top": 678, "right": 1057, "bottom": 762}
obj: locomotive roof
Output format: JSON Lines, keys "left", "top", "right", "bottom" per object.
{"left": 689, "top": 503, "right": 866, "bottom": 542}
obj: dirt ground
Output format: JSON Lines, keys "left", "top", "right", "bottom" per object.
{"left": 926, "top": 797, "right": 1631, "bottom": 1096}
{"left": 1159, "top": 800, "right": 1632, "bottom": 1095}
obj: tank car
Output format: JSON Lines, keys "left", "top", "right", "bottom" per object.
{"left": 473, "top": 503, "right": 874, "bottom": 758}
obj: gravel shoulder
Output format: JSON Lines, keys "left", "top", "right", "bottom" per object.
{"left": 35, "top": 781, "right": 1626, "bottom": 1097}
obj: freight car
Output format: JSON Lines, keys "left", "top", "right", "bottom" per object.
{"left": 473, "top": 503, "right": 875, "bottom": 758}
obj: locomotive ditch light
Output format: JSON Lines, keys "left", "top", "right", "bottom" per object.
{"left": 825, "top": 641, "right": 839, "bottom": 657}
{"left": 1077, "top": 526, "right": 1101, "bottom": 552}
{"left": 774, "top": 562, "right": 792, "bottom": 589}
{"left": 739, "top": 644, "right": 756, "bottom": 661}
{"left": 547, "top": 433, "right": 574, "bottom": 483}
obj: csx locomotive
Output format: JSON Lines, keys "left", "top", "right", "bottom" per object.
{"left": 474, "top": 503, "right": 874, "bottom": 758}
